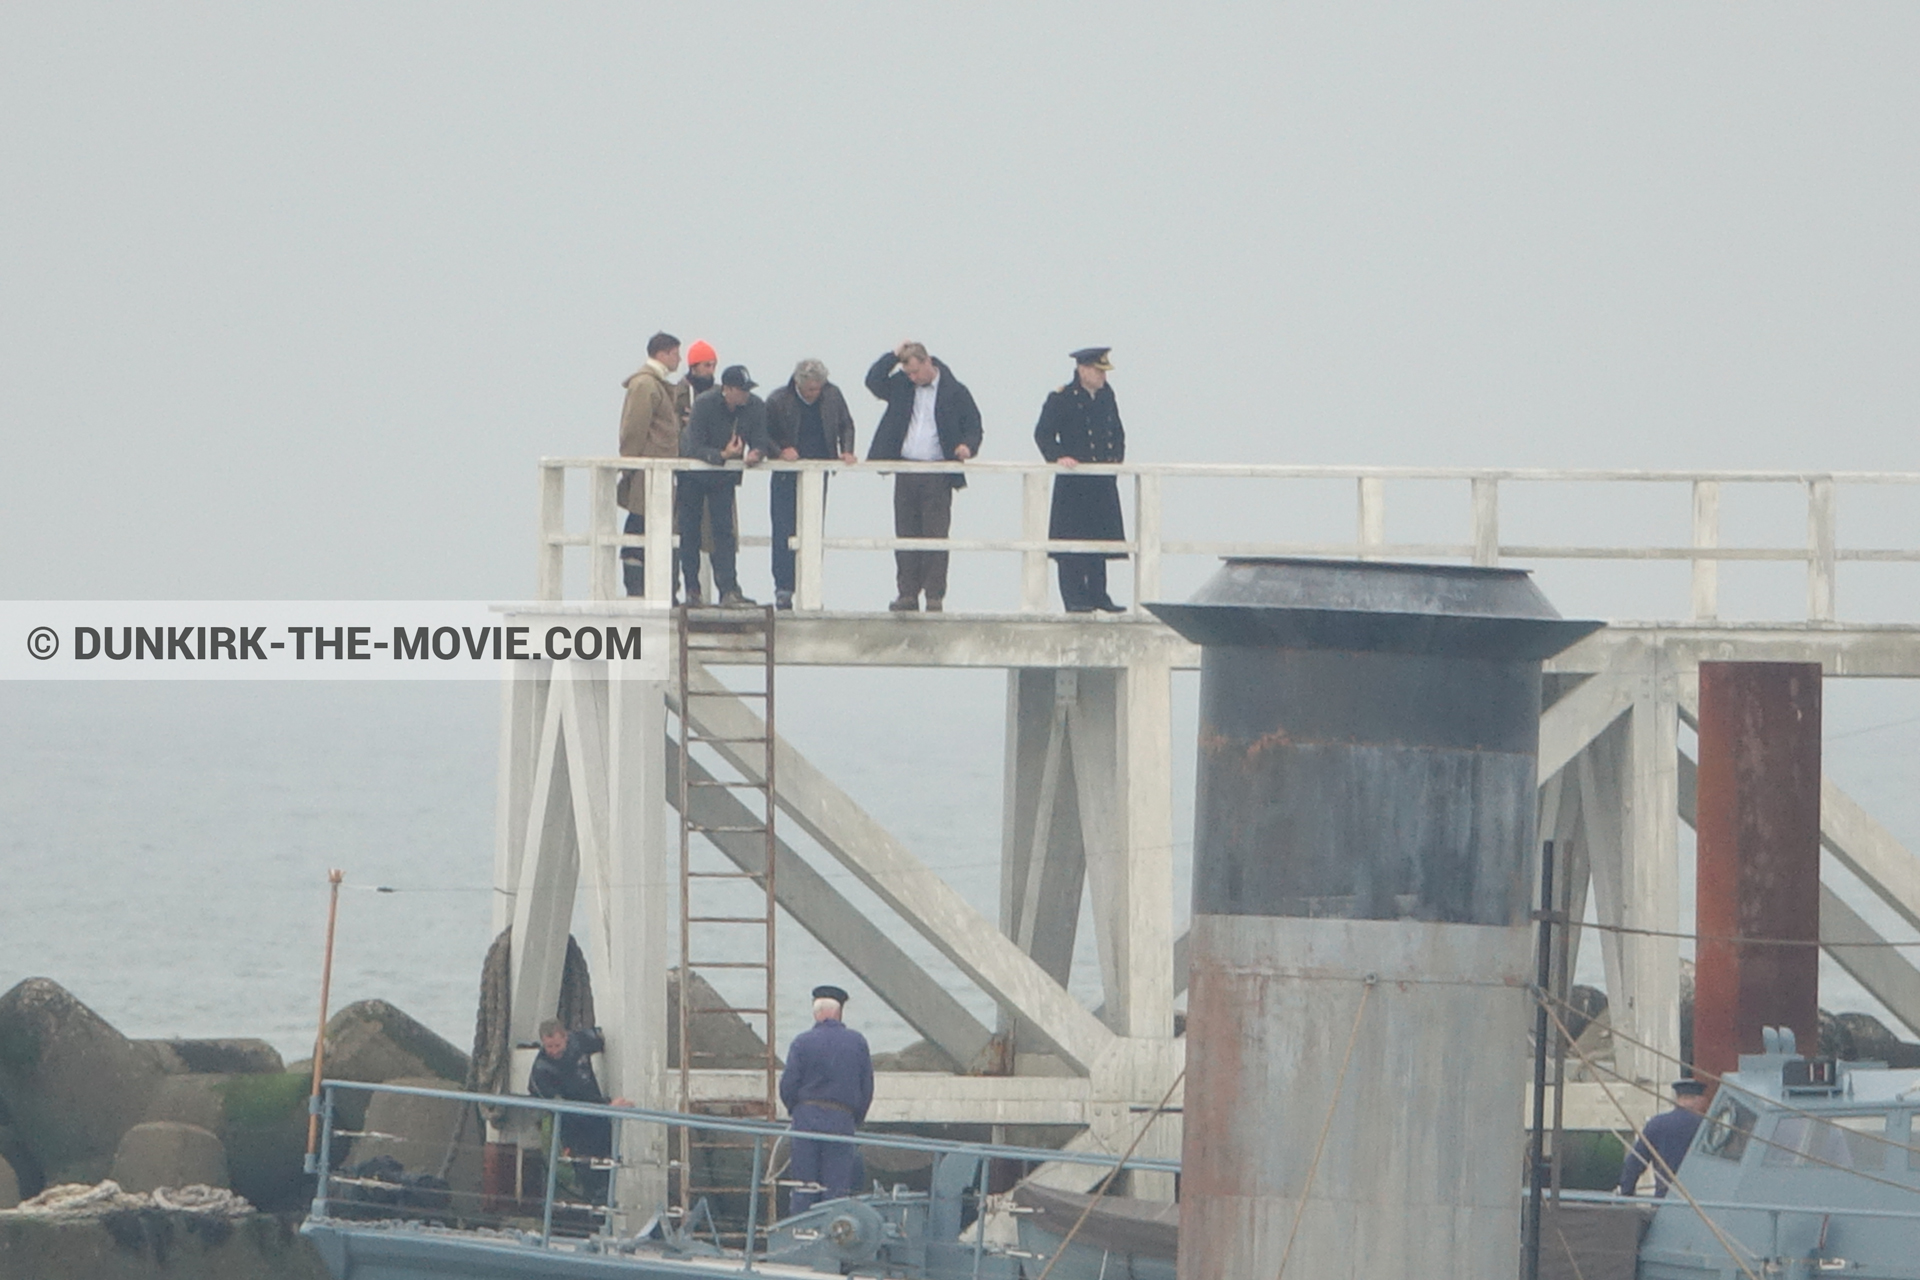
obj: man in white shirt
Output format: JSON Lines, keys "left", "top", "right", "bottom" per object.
{"left": 863, "top": 342, "right": 984, "bottom": 611}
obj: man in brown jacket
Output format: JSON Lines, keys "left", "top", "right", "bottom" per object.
{"left": 617, "top": 332, "right": 683, "bottom": 598}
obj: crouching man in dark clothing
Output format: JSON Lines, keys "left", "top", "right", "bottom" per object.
{"left": 528, "top": 1019, "right": 630, "bottom": 1203}
{"left": 778, "top": 984, "right": 874, "bottom": 1215}
{"left": 679, "top": 365, "right": 772, "bottom": 607}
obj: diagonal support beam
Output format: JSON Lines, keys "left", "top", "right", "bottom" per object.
{"left": 673, "top": 668, "right": 1116, "bottom": 1073}
{"left": 667, "top": 737, "right": 993, "bottom": 1070}
{"left": 1539, "top": 672, "right": 1637, "bottom": 782}
{"left": 1820, "top": 886, "right": 1920, "bottom": 1037}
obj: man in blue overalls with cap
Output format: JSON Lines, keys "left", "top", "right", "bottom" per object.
{"left": 779, "top": 983, "right": 873, "bottom": 1215}
{"left": 1619, "top": 1078, "right": 1710, "bottom": 1197}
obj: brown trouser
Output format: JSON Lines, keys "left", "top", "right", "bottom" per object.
{"left": 893, "top": 473, "right": 954, "bottom": 602}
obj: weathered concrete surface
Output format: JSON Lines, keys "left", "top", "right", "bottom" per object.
{"left": 135, "top": 1042, "right": 284, "bottom": 1077}
{"left": 209, "top": 1075, "right": 310, "bottom": 1213}
{"left": 0, "top": 1212, "right": 328, "bottom": 1280}
{"left": 0, "top": 1157, "right": 17, "bottom": 1211}
{"left": 0, "top": 981, "right": 166, "bottom": 1185}
{"left": 344, "top": 1077, "right": 480, "bottom": 1194}
{"left": 110, "top": 1123, "right": 228, "bottom": 1194}
{"left": 322, "top": 1001, "right": 468, "bottom": 1086}
{"left": 140, "top": 1076, "right": 229, "bottom": 1135}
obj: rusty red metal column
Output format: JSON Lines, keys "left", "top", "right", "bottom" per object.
{"left": 1693, "top": 661, "right": 1822, "bottom": 1082}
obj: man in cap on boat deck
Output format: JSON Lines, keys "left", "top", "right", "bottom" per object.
{"left": 1033, "top": 347, "right": 1127, "bottom": 612}
{"left": 778, "top": 983, "right": 874, "bottom": 1214}
{"left": 1618, "top": 1078, "right": 1710, "bottom": 1197}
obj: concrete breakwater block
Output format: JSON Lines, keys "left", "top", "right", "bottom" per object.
{"left": 0, "top": 1211, "right": 330, "bottom": 1280}
{"left": 343, "top": 1077, "right": 481, "bottom": 1195}
{"left": 110, "top": 1123, "right": 228, "bottom": 1195}
{"left": 134, "top": 1041, "right": 284, "bottom": 1077}
{"left": 323, "top": 1001, "right": 468, "bottom": 1087}
{"left": 0, "top": 1156, "right": 18, "bottom": 1211}
{"left": 140, "top": 1076, "right": 228, "bottom": 1135}
{"left": 0, "top": 980, "right": 166, "bottom": 1186}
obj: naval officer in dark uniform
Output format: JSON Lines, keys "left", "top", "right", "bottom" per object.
{"left": 1619, "top": 1078, "right": 1710, "bottom": 1197}
{"left": 778, "top": 983, "right": 874, "bottom": 1214}
{"left": 1033, "top": 347, "right": 1127, "bottom": 612}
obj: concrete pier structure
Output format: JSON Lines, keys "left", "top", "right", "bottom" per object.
{"left": 1154, "top": 559, "right": 1598, "bottom": 1279}
{"left": 485, "top": 457, "right": 1920, "bottom": 1212}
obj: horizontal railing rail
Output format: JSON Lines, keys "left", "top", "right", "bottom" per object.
{"left": 537, "top": 458, "right": 1920, "bottom": 622}
{"left": 306, "top": 1078, "right": 1175, "bottom": 1275}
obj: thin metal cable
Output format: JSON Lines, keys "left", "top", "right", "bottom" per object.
{"left": 1541, "top": 1000, "right": 1762, "bottom": 1280}
{"left": 1030, "top": 1068, "right": 1185, "bottom": 1280}
{"left": 1540, "top": 987, "right": 1920, "bottom": 1177}
{"left": 1275, "top": 976, "right": 1375, "bottom": 1280}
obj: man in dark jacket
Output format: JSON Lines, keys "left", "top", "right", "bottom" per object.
{"left": 764, "top": 358, "right": 857, "bottom": 610}
{"left": 527, "top": 1020, "right": 630, "bottom": 1202}
{"left": 1033, "top": 347, "right": 1127, "bottom": 612}
{"left": 1618, "top": 1078, "right": 1710, "bottom": 1197}
{"left": 778, "top": 984, "right": 873, "bottom": 1215}
{"left": 864, "top": 342, "right": 983, "bottom": 612}
{"left": 679, "top": 365, "right": 772, "bottom": 607}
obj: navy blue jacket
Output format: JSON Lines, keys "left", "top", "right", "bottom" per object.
{"left": 527, "top": 1028, "right": 609, "bottom": 1106}
{"left": 1619, "top": 1106, "right": 1703, "bottom": 1196}
{"left": 779, "top": 1018, "right": 874, "bottom": 1130}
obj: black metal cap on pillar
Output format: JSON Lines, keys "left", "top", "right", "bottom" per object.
{"left": 1150, "top": 557, "right": 1603, "bottom": 928}
{"left": 1148, "top": 558, "right": 1601, "bottom": 1280}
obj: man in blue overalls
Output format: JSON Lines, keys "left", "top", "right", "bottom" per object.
{"left": 778, "top": 983, "right": 874, "bottom": 1215}
{"left": 1619, "top": 1078, "right": 1710, "bottom": 1197}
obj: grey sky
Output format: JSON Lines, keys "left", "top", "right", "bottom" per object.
{"left": 3, "top": 4, "right": 1915, "bottom": 601}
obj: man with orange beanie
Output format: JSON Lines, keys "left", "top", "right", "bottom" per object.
{"left": 674, "top": 340, "right": 723, "bottom": 603}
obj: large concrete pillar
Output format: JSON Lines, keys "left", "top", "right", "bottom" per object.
{"left": 1152, "top": 558, "right": 1598, "bottom": 1280}
{"left": 1693, "top": 661, "right": 1821, "bottom": 1081}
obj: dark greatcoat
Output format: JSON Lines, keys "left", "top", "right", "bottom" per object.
{"left": 1033, "top": 379, "right": 1126, "bottom": 559}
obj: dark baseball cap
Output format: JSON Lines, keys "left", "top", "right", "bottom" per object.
{"left": 720, "top": 364, "right": 757, "bottom": 391}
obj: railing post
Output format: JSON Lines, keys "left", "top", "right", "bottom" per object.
{"left": 1690, "top": 480, "right": 1721, "bottom": 622}
{"left": 645, "top": 463, "right": 675, "bottom": 606}
{"left": 1133, "top": 471, "right": 1162, "bottom": 612}
{"left": 796, "top": 467, "right": 827, "bottom": 612}
{"left": 309, "top": 1086, "right": 335, "bottom": 1218}
{"left": 537, "top": 465, "right": 566, "bottom": 601}
{"left": 1807, "top": 476, "right": 1837, "bottom": 622}
{"left": 742, "top": 1134, "right": 764, "bottom": 1273}
{"left": 540, "top": 1107, "right": 563, "bottom": 1247}
{"left": 1022, "top": 469, "right": 1050, "bottom": 613}
{"left": 588, "top": 463, "right": 618, "bottom": 602}
{"left": 1470, "top": 477, "right": 1500, "bottom": 566}
{"left": 1357, "top": 476, "right": 1385, "bottom": 559}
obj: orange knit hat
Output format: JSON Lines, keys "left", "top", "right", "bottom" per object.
{"left": 686, "top": 339, "right": 717, "bottom": 365}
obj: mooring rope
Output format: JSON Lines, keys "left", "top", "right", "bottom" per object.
{"left": 1030, "top": 1067, "right": 1185, "bottom": 1280}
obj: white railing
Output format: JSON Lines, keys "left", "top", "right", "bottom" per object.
{"left": 537, "top": 459, "right": 1920, "bottom": 623}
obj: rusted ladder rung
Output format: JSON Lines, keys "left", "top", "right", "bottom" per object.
{"left": 687, "top": 1005, "right": 768, "bottom": 1015}
{"left": 687, "top": 916, "right": 775, "bottom": 924}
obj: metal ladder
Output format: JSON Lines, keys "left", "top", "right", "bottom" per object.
{"left": 674, "top": 604, "right": 779, "bottom": 1230}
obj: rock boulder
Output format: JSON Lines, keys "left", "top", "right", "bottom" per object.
{"left": 135, "top": 1039, "right": 286, "bottom": 1076}
{"left": 0, "top": 979, "right": 167, "bottom": 1184}
{"left": 110, "top": 1120, "right": 230, "bottom": 1193}
{"left": 0, "top": 1154, "right": 17, "bottom": 1210}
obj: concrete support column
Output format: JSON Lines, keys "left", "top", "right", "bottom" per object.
{"left": 1694, "top": 661, "right": 1821, "bottom": 1079}
{"left": 602, "top": 667, "right": 671, "bottom": 1215}
{"left": 997, "top": 668, "right": 1087, "bottom": 1053}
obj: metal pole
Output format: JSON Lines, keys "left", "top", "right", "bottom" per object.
{"left": 305, "top": 868, "right": 345, "bottom": 1164}
{"left": 969, "top": 1153, "right": 990, "bottom": 1279}
{"left": 1548, "top": 839, "right": 1575, "bottom": 1207}
{"left": 1525, "top": 841, "right": 1555, "bottom": 1280}
{"left": 540, "top": 1108, "right": 563, "bottom": 1247}
{"left": 742, "top": 1135, "right": 764, "bottom": 1274}
{"left": 309, "top": 1086, "right": 336, "bottom": 1218}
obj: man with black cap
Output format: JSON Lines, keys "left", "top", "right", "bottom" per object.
{"left": 679, "top": 365, "right": 772, "bottom": 607}
{"left": 1033, "top": 348, "right": 1127, "bottom": 612}
{"left": 1618, "top": 1078, "right": 1710, "bottom": 1197}
{"left": 778, "top": 983, "right": 873, "bottom": 1214}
